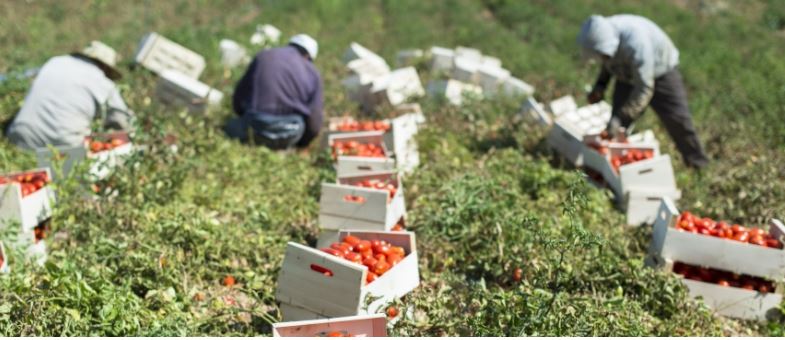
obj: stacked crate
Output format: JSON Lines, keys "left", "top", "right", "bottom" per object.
{"left": 647, "top": 198, "right": 785, "bottom": 320}
{"left": 425, "top": 45, "right": 535, "bottom": 105}
{"left": 134, "top": 32, "right": 223, "bottom": 113}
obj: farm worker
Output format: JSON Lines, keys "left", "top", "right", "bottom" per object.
{"left": 226, "top": 33, "right": 324, "bottom": 150}
{"left": 578, "top": 14, "right": 709, "bottom": 169}
{"left": 6, "top": 41, "right": 134, "bottom": 150}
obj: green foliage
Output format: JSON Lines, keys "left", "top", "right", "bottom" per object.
{"left": 0, "top": 0, "right": 783, "bottom": 336}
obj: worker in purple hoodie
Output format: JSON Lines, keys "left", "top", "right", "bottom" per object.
{"left": 226, "top": 34, "right": 323, "bottom": 149}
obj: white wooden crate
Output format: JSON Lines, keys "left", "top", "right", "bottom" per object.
{"left": 156, "top": 70, "right": 224, "bottom": 114}
{"left": 36, "top": 133, "right": 135, "bottom": 181}
{"left": 546, "top": 102, "right": 611, "bottom": 166}
{"left": 0, "top": 241, "right": 8, "bottom": 274}
{"left": 318, "top": 171, "right": 406, "bottom": 247}
{"left": 133, "top": 32, "right": 206, "bottom": 78}
{"left": 480, "top": 55, "right": 502, "bottom": 69}
{"left": 582, "top": 139, "right": 664, "bottom": 198}
{"left": 520, "top": 97, "right": 551, "bottom": 126}
{"left": 367, "top": 67, "right": 425, "bottom": 109}
{"left": 276, "top": 231, "right": 419, "bottom": 321}
{"left": 454, "top": 46, "right": 483, "bottom": 63}
{"left": 343, "top": 42, "right": 390, "bottom": 71}
{"left": 426, "top": 79, "right": 482, "bottom": 106}
{"left": 219, "top": 39, "right": 248, "bottom": 68}
{"left": 273, "top": 314, "right": 387, "bottom": 337}
{"left": 0, "top": 168, "right": 55, "bottom": 232}
{"left": 549, "top": 95, "right": 577, "bottom": 117}
{"left": 429, "top": 46, "right": 454, "bottom": 73}
{"left": 250, "top": 24, "right": 281, "bottom": 46}
{"left": 329, "top": 132, "right": 396, "bottom": 177}
{"left": 623, "top": 188, "right": 682, "bottom": 226}
{"left": 477, "top": 65, "right": 510, "bottom": 95}
{"left": 501, "top": 77, "right": 535, "bottom": 98}
{"left": 649, "top": 197, "right": 785, "bottom": 279}
{"left": 451, "top": 56, "right": 480, "bottom": 83}
{"left": 680, "top": 277, "right": 782, "bottom": 321}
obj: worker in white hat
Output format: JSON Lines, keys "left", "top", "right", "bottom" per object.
{"left": 227, "top": 33, "right": 323, "bottom": 150}
{"left": 6, "top": 41, "right": 135, "bottom": 150}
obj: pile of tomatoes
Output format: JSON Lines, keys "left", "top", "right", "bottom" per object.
{"left": 610, "top": 148, "right": 654, "bottom": 172}
{"left": 88, "top": 137, "right": 126, "bottom": 153}
{"left": 673, "top": 262, "right": 775, "bottom": 293}
{"left": 676, "top": 211, "right": 783, "bottom": 249}
{"left": 321, "top": 235, "right": 407, "bottom": 284}
{"left": 0, "top": 171, "right": 50, "bottom": 197}
{"left": 332, "top": 140, "right": 385, "bottom": 159}
{"left": 353, "top": 179, "right": 397, "bottom": 199}
{"left": 34, "top": 220, "right": 50, "bottom": 243}
{"left": 335, "top": 120, "right": 391, "bottom": 132}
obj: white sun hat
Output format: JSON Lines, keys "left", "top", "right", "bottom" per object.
{"left": 288, "top": 34, "right": 318, "bottom": 60}
{"left": 75, "top": 40, "right": 122, "bottom": 80}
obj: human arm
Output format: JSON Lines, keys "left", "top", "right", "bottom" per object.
{"left": 612, "top": 41, "right": 655, "bottom": 124}
{"left": 296, "top": 76, "right": 324, "bottom": 148}
{"left": 588, "top": 66, "right": 612, "bottom": 104}
{"left": 232, "top": 58, "right": 258, "bottom": 116}
{"left": 104, "top": 87, "right": 135, "bottom": 131}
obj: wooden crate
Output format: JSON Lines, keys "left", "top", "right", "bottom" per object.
{"left": 548, "top": 95, "right": 577, "bottom": 117}
{"left": 546, "top": 102, "right": 611, "bottom": 166}
{"left": 0, "top": 168, "right": 55, "bottom": 232}
{"left": 520, "top": 98, "right": 551, "bottom": 126}
{"left": 426, "top": 79, "right": 482, "bottom": 106}
{"left": 276, "top": 231, "right": 420, "bottom": 321}
{"left": 582, "top": 141, "right": 664, "bottom": 196}
{"left": 133, "top": 32, "right": 206, "bottom": 78}
{"left": 454, "top": 46, "right": 483, "bottom": 63}
{"left": 366, "top": 67, "right": 425, "bottom": 109}
{"left": 623, "top": 188, "right": 682, "bottom": 226}
{"left": 501, "top": 77, "right": 535, "bottom": 98}
{"left": 318, "top": 171, "right": 406, "bottom": 247}
{"left": 329, "top": 132, "right": 396, "bottom": 177}
{"left": 477, "top": 64, "right": 510, "bottom": 95}
{"left": 0, "top": 241, "right": 8, "bottom": 274}
{"left": 429, "top": 46, "right": 454, "bottom": 73}
{"left": 343, "top": 43, "right": 390, "bottom": 72}
{"left": 36, "top": 132, "right": 135, "bottom": 181}
{"left": 156, "top": 70, "right": 224, "bottom": 114}
{"left": 272, "top": 314, "right": 387, "bottom": 337}
{"left": 395, "top": 49, "right": 424, "bottom": 68}
{"left": 649, "top": 197, "right": 785, "bottom": 279}
{"left": 451, "top": 56, "right": 480, "bottom": 83}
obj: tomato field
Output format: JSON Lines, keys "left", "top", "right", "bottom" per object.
{"left": 1, "top": 0, "right": 785, "bottom": 336}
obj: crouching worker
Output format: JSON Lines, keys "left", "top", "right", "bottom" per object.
{"left": 226, "top": 34, "right": 324, "bottom": 150}
{"left": 6, "top": 41, "right": 134, "bottom": 150}
{"left": 578, "top": 14, "right": 709, "bottom": 169}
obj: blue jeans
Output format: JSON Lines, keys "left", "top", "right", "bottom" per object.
{"left": 224, "top": 112, "right": 305, "bottom": 150}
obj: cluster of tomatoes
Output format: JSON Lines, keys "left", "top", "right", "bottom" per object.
{"left": 88, "top": 137, "right": 126, "bottom": 153}
{"left": 673, "top": 262, "right": 775, "bottom": 293}
{"left": 34, "top": 220, "right": 50, "bottom": 243}
{"left": 0, "top": 171, "right": 49, "bottom": 197}
{"left": 335, "top": 120, "right": 391, "bottom": 132}
{"left": 610, "top": 148, "right": 654, "bottom": 172}
{"left": 332, "top": 141, "right": 385, "bottom": 159}
{"left": 677, "top": 211, "right": 783, "bottom": 249}
{"left": 320, "top": 235, "right": 407, "bottom": 284}
{"left": 353, "top": 179, "right": 398, "bottom": 199}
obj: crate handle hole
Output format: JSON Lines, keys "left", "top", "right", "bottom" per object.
{"left": 343, "top": 195, "right": 366, "bottom": 204}
{"left": 646, "top": 197, "right": 660, "bottom": 201}
{"left": 638, "top": 168, "right": 653, "bottom": 175}
{"left": 357, "top": 166, "right": 372, "bottom": 171}
{"left": 310, "top": 264, "right": 334, "bottom": 277}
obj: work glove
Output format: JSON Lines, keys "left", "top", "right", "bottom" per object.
{"left": 605, "top": 116, "right": 629, "bottom": 140}
{"left": 587, "top": 89, "right": 604, "bottom": 104}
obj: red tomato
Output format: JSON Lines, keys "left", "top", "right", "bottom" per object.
{"left": 343, "top": 235, "right": 361, "bottom": 246}
{"left": 717, "top": 280, "right": 730, "bottom": 287}
{"left": 373, "top": 253, "right": 386, "bottom": 262}
{"left": 386, "top": 306, "right": 399, "bottom": 319}
{"left": 222, "top": 275, "right": 236, "bottom": 287}
{"left": 344, "top": 252, "right": 362, "bottom": 264}
{"left": 327, "top": 331, "right": 343, "bottom": 337}
{"left": 321, "top": 248, "right": 343, "bottom": 257}
{"left": 373, "top": 244, "right": 391, "bottom": 256}
{"left": 373, "top": 261, "right": 391, "bottom": 275}
{"left": 387, "top": 253, "right": 402, "bottom": 266}
{"left": 512, "top": 268, "right": 523, "bottom": 282}
{"left": 355, "top": 240, "right": 371, "bottom": 252}
{"left": 732, "top": 232, "right": 749, "bottom": 243}
{"left": 360, "top": 248, "right": 374, "bottom": 260}
{"left": 766, "top": 239, "right": 782, "bottom": 249}
{"left": 366, "top": 272, "right": 378, "bottom": 284}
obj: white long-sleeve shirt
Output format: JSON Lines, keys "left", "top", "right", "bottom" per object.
{"left": 7, "top": 55, "right": 134, "bottom": 150}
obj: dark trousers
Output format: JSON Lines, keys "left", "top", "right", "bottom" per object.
{"left": 224, "top": 112, "right": 305, "bottom": 150}
{"left": 613, "top": 69, "right": 709, "bottom": 168}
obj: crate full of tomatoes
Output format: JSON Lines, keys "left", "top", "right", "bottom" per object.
{"left": 276, "top": 231, "right": 419, "bottom": 322}
{"left": 272, "top": 314, "right": 387, "bottom": 337}
{"left": 328, "top": 132, "right": 396, "bottom": 177}
{"left": 647, "top": 198, "right": 785, "bottom": 320}
{"left": 546, "top": 101, "right": 611, "bottom": 166}
{"left": 0, "top": 168, "right": 55, "bottom": 232}
{"left": 318, "top": 171, "right": 406, "bottom": 247}
{"left": 35, "top": 131, "right": 134, "bottom": 181}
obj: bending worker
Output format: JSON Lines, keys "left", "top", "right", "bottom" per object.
{"left": 7, "top": 41, "right": 134, "bottom": 150}
{"left": 578, "top": 14, "right": 709, "bottom": 168}
{"left": 227, "top": 34, "right": 324, "bottom": 150}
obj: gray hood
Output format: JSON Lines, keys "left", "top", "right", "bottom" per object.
{"left": 577, "top": 15, "right": 619, "bottom": 59}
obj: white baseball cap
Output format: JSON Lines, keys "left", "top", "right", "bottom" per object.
{"left": 75, "top": 41, "right": 122, "bottom": 80}
{"left": 288, "top": 34, "right": 318, "bottom": 60}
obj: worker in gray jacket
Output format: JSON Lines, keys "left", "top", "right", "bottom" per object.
{"left": 6, "top": 41, "right": 134, "bottom": 150}
{"left": 578, "top": 14, "right": 709, "bottom": 169}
